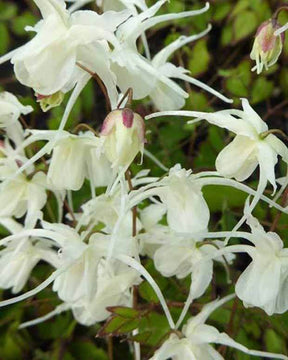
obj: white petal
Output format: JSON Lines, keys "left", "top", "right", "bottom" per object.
{"left": 215, "top": 135, "right": 258, "bottom": 181}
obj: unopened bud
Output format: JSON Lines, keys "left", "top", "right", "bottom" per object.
{"left": 36, "top": 91, "right": 64, "bottom": 112}
{"left": 100, "top": 108, "right": 146, "bottom": 168}
{"left": 250, "top": 19, "right": 284, "bottom": 74}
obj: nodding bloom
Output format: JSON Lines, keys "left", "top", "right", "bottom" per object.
{"left": 146, "top": 99, "right": 288, "bottom": 236}
{"left": 0, "top": 171, "right": 48, "bottom": 228}
{"left": 250, "top": 19, "right": 284, "bottom": 74}
{"left": 21, "top": 130, "right": 112, "bottom": 191}
{"left": 0, "top": 0, "right": 129, "bottom": 95}
{"left": 111, "top": 1, "right": 232, "bottom": 110}
{"left": 150, "top": 294, "right": 288, "bottom": 360}
{"left": 100, "top": 108, "right": 146, "bottom": 169}
{"left": 129, "top": 165, "right": 210, "bottom": 235}
{"left": 235, "top": 215, "right": 288, "bottom": 316}
{"left": 0, "top": 237, "right": 57, "bottom": 294}
{"left": 0, "top": 92, "right": 33, "bottom": 146}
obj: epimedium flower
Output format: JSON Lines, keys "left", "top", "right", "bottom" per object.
{"left": 0, "top": 0, "right": 129, "bottom": 98}
{"left": 235, "top": 215, "right": 288, "bottom": 316}
{"left": 150, "top": 295, "right": 288, "bottom": 360}
{"left": 129, "top": 165, "right": 210, "bottom": 235}
{"left": 146, "top": 98, "right": 288, "bottom": 236}
{"left": 0, "top": 92, "right": 33, "bottom": 147}
{"left": 251, "top": 19, "right": 284, "bottom": 74}
{"left": 0, "top": 171, "right": 48, "bottom": 228}
{"left": 76, "top": 191, "right": 142, "bottom": 236}
{"left": 1, "top": 221, "right": 141, "bottom": 328}
{"left": 147, "top": 26, "right": 233, "bottom": 110}
{"left": 0, "top": 237, "right": 58, "bottom": 294}
{"left": 110, "top": 1, "right": 233, "bottom": 111}
{"left": 147, "top": 98, "right": 288, "bottom": 190}
{"left": 21, "top": 129, "right": 112, "bottom": 191}
{"left": 188, "top": 212, "right": 288, "bottom": 317}
{"left": 100, "top": 107, "right": 146, "bottom": 169}
{"left": 0, "top": 219, "right": 59, "bottom": 294}
{"left": 68, "top": 258, "right": 141, "bottom": 325}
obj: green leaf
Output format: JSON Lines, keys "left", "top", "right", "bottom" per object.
{"left": 138, "top": 281, "right": 159, "bottom": 304}
{"left": 0, "top": 2, "right": 17, "bottom": 21}
{"left": 139, "top": 312, "right": 170, "bottom": 347}
{"left": 99, "top": 316, "right": 127, "bottom": 335}
{"left": 213, "top": 2, "right": 232, "bottom": 22}
{"left": 128, "top": 331, "right": 152, "bottom": 344}
{"left": 12, "top": 12, "right": 37, "bottom": 36}
{"left": 233, "top": 10, "right": 257, "bottom": 42}
{"left": 117, "top": 319, "right": 140, "bottom": 333}
{"left": 251, "top": 77, "right": 273, "bottom": 104}
{"left": 69, "top": 341, "right": 108, "bottom": 360}
{"left": 0, "top": 23, "right": 9, "bottom": 54}
{"left": 265, "top": 329, "right": 286, "bottom": 353}
{"left": 188, "top": 39, "right": 210, "bottom": 77}
{"left": 221, "top": 24, "right": 233, "bottom": 47}
{"left": 106, "top": 306, "right": 140, "bottom": 319}
{"left": 99, "top": 316, "right": 139, "bottom": 336}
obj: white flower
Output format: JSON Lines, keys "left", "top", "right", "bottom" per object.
{"left": 0, "top": 0, "right": 129, "bottom": 98}
{"left": 0, "top": 171, "right": 47, "bottom": 228}
{"left": 111, "top": 1, "right": 231, "bottom": 110}
{"left": 159, "top": 166, "right": 210, "bottom": 234}
{"left": 0, "top": 239, "right": 43, "bottom": 294}
{"left": 78, "top": 192, "right": 141, "bottom": 236}
{"left": 70, "top": 258, "right": 141, "bottom": 325}
{"left": 235, "top": 216, "right": 288, "bottom": 315}
{"left": 24, "top": 130, "right": 112, "bottom": 191}
{"left": 146, "top": 99, "right": 288, "bottom": 239}
{"left": 150, "top": 295, "right": 288, "bottom": 360}
{"left": 131, "top": 165, "right": 210, "bottom": 235}
{"left": 0, "top": 92, "right": 32, "bottom": 146}
{"left": 0, "top": 220, "right": 59, "bottom": 294}
{"left": 147, "top": 99, "right": 288, "bottom": 190}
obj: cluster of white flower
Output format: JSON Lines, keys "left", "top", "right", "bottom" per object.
{"left": 0, "top": 0, "right": 288, "bottom": 359}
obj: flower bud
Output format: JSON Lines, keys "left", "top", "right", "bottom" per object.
{"left": 250, "top": 19, "right": 284, "bottom": 74}
{"left": 36, "top": 91, "right": 64, "bottom": 112}
{"left": 100, "top": 108, "right": 145, "bottom": 168}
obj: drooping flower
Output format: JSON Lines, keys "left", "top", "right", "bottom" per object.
{"left": 146, "top": 99, "right": 288, "bottom": 236}
{"left": 0, "top": 171, "right": 48, "bottom": 228}
{"left": 111, "top": 1, "right": 232, "bottom": 110}
{"left": 150, "top": 295, "right": 288, "bottom": 360}
{"left": 0, "top": 237, "right": 57, "bottom": 294}
{"left": 0, "top": 92, "right": 33, "bottom": 146}
{"left": 147, "top": 99, "right": 288, "bottom": 190}
{"left": 250, "top": 19, "right": 284, "bottom": 74}
{"left": 0, "top": 0, "right": 128, "bottom": 99}
{"left": 235, "top": 215, "right": 288, "bottom": 315}
{"left": 21, "top": 130, "right": 112, "bottom": 191}
{"left": 130, "top": 165, "right": 210, "bottom": 235}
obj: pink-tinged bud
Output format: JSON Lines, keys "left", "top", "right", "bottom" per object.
{"left": 250, "top": 19, "right": 284, "bottom": 74}
{"left": 122, "top": 108, "right": 134, "bottom": 128}
{"left": 100, "top": 108, "right": 146, "bottom": 168}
